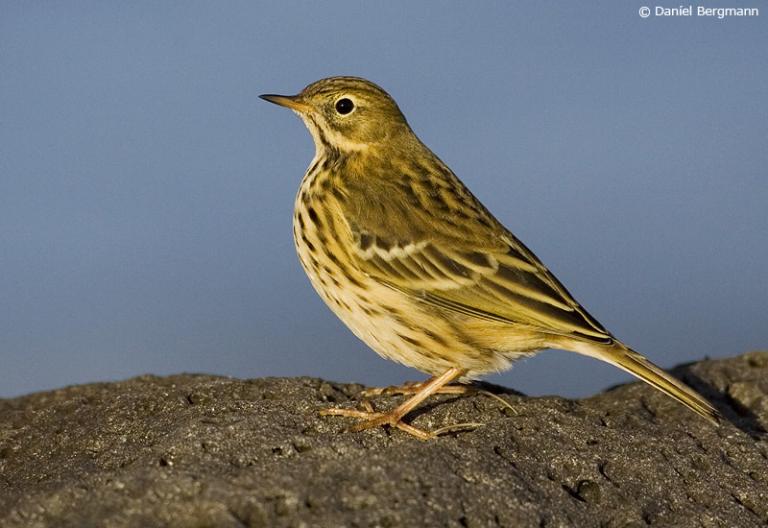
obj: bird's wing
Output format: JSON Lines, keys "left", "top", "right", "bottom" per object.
{"left": 336, "top": 172, "right": 613, "bottom": 344}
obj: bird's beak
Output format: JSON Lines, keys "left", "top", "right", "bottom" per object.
{"left": 259, "top": 93, "right": 310, "bottom": 113}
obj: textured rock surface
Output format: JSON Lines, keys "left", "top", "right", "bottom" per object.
{"left": 1, "top": 352, "right": 767, "bottom": 528}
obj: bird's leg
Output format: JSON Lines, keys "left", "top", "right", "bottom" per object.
{"left": 320, "top": 367, "right": 468, "bottom": 440}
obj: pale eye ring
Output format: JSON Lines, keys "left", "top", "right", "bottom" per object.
{"left": 335, "top": 98, "right": 354, "bottom": 115}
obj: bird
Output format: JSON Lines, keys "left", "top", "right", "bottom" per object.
{"left": 260, "top": 76, "right": 720, "bottom": 439}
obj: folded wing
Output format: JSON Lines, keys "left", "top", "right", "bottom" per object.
{"left": 337, "top": 172, "right": 613, "bottom": 344}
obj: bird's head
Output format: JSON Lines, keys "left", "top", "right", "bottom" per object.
{"left": 261, "top": 76, "right": 413, "bottom": 156}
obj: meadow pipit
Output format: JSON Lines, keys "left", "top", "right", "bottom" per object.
{"left": 261, "top": 77, "right": 720, "bottom": 439}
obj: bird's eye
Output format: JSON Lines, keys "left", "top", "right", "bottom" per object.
{"left": 335, "top": 98, "right": 354, "bottom": 115}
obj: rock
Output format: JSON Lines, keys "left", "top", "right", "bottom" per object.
{"left": 1, "top": 352, "right": 767, "bottom": 527}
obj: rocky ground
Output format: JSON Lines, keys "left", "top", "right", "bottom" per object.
{"left": 1, "top": 351, "right": 767, "bottom": 527}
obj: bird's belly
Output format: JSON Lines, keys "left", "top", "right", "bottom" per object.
{"left": 295, "top": 240, "right": 416, "bottom": 363}
{"left": 293, "top": 221, "right": 454, "bottom": 374}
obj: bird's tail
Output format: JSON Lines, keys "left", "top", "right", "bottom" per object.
{"left": 560, "top": 339, "right": 721, "bottom": 425}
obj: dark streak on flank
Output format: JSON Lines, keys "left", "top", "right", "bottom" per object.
{"left": 334, "top": 298, "right": 351, "bottom": 311}
{"left": 327, "top": 252, "right": 347, "bottom": 273}
{"left": 301, "top": 234, "right": 316, "bottom": 253}
{"left": 307, "top": 207, "right": 321, "bottom": 226}
{"left": 346, "top": 274, "right": 365, "bottom": 290}
{"left": 424, "top": 330, "right": 449, "bottom": 347}
{"left": 397, "top": 333, "right": 423, "bottom": 348}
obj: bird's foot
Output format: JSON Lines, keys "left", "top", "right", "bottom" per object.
{"left": 319, "top": 404, "right": 482, "bottom": 440}
{"left": 360, "top": 382, "right": 516, "bottom": 415}
{"left": 361, "top": 381, "right": 469, "bottom": 398}
{"left": 320, "top": 368, "right": 485, "bottom": 440}
{"left": 320, "top": 405, "right": 435, "bottom": 440}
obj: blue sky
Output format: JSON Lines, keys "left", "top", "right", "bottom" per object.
{"left": 1, "top": 2, "right": 766, "bottom": 398}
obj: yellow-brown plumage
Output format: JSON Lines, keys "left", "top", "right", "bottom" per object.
{"left": 261, "top": 77, "right": 720, "bottom": 438}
